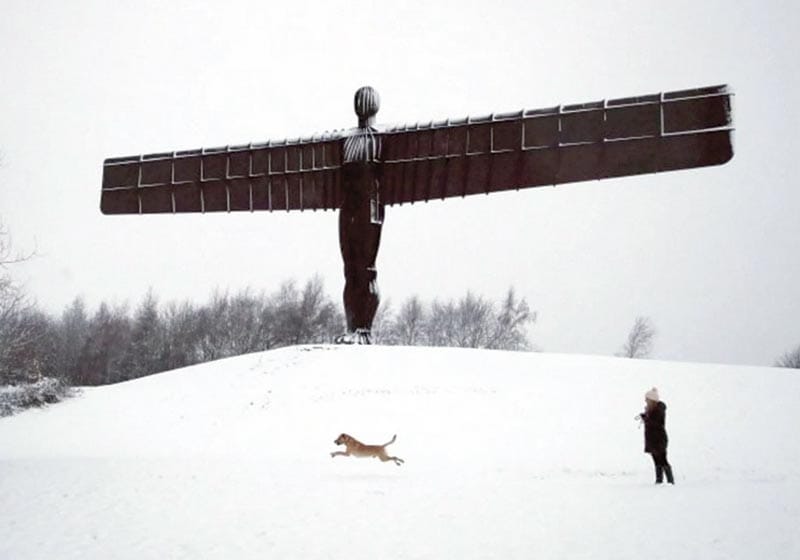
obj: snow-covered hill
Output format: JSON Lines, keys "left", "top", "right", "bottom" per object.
{"left": 1, "top": 345, "right": 799, "bottom": 559}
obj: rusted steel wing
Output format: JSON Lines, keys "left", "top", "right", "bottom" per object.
{"left": 379, "top": 85, "right": 733, "bottom": 206}
{"left": 101, "top": 85, "right": 733, "bottom": 215}
{"left": 101, "top": 133, "right": 343, "bottom": 214}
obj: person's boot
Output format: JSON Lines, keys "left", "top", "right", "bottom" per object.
{"left": 664, "top": 464, "right": 674, "bottom": 484}
{"left": 655, "top": 465, "right": 664, "bottom": 484}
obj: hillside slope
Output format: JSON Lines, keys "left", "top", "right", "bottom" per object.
{"left": 1, "top": 345, "right": 798, "bottom": 559}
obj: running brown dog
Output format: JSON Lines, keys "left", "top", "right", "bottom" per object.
{"left": 330, "top": 433, "right": 404, "bottom": 466}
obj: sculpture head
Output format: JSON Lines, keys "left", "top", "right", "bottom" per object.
{"left": 354, "top": 86, "right": 380, "bottom": 126}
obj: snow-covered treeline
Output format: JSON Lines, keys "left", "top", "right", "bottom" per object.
{"left": 0, "top": 276, "right": 536, "bottom": 392}
{"left": 1, "top": 277, "right": 343, "bottom": 388}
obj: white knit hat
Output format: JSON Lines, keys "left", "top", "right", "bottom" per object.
{"left": 645, "top": 387, "right": 660, "bottom": 402}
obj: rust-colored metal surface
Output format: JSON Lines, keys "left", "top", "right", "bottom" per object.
{"left": 380, "top": 86, "right": 733, "bottom": 205}
{"left": 101, "top": 85, "right": 733, "bottom": 216}
{"left": 101, "top": 135, "right": 344, "bottom": 214}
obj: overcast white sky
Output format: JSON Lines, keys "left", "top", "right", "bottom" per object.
{"left": 1, "top": 0, "right": 798, "bottom": 366}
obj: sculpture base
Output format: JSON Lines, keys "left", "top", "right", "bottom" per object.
{"left": 334, "top": 329, "right": 372, "bottom": 345}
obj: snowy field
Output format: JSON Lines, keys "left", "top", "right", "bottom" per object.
{"left": 1, "top": 345, "right": 799, "bottom": 559}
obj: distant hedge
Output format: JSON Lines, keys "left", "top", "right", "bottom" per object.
{"left": 0, "top": 378, "right": 75, "bottom": 417}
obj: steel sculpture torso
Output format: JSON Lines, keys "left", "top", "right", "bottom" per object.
{"left": 339, "top": 87, "right": 384, "bottom": 342}
{"left": 100, "top": 85, "right": 734, "bottom": 343}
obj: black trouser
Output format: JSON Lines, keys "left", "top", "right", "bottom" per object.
{"left": 650, "top": 450, "right": 674, "bottom": 484}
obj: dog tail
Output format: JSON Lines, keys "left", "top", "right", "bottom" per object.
{"left": 383, "top": 434, "right": 397, "bottom": 447}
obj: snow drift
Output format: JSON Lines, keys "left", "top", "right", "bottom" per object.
{"left": 1, "top": 345, "right": 798, "bottom": 559}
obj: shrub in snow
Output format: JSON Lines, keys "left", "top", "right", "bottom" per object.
{"left": 0, "top": 377, "right": 75, "bottom": 417}
{"left": 775, "top": 344, "right": 800, "bottom": 369}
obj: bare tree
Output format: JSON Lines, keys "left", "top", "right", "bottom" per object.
{"left": 423, "top": 300, "right": 457, "bottom": 347}
{"left": 162, "top": 300, "right": 204, "bottom": 370}
{"left": 416, "top": 290, "right": 536, "bottom": 350}
{"left": 196, "top": 289, "right": 232, "bottom": 361}
{"left": 0, "top": 217, "right": 74, "bottom": 417}
{"left": 193, "top": 288, "right": 267, "bottom": 359}
{"left": 368, "top": 298, "right": 394, "bottom": 345}
{"left": 381, "top": 288, "right": 535, "bottom": 350}
{"left": 775, "top": 344, "right": 800, "bottom": 369}
{"left": 57, "top": 297, "right": 90, "bottom": 382}
{"left": 0, "top": 220, "right": 33, "bottom": 268}
{"left": 0, "top": 220, "right": 42, "bottom": 384}
{"left": 121, "top": 289, "right": 168, "bottom": 379}
{"left": 488, "top": 287, "right": 536, "bottom": 351}
{"left": 618, "top": 316, "right": 656, "bottom": 359}
{"left": 387, "top": 296, "right": 426, "bottom": 346}
{"left": 77, "top": 302, "right": 131, "bottom": 385}
{"left": 269, "top": 276, "right": 342, "bottom": 346}
{"left": 226, "top": 289, "right": 268, "bottom": 354}
{"left": 0, "top": 291, "right": 49, "bottom": 384}
{"left": 452, "top": 292, "right": 494, "bottom": 348}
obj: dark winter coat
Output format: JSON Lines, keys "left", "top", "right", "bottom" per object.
{"left": 641, "top": 401, "right": 668, "bottom": 454}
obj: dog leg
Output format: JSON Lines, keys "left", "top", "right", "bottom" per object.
{"left": 331, "top": 451, "right": 349, "bottom": 458}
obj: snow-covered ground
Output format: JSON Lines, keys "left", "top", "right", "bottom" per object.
{"left": 1, "top": 345, "right": 798, "bottom": 559}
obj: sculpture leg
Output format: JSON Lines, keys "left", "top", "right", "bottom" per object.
{"left": 343, "top": 265, "right": 379, "bottom": 331}
{"left": 339, "top": 208, "right": 382, "bottom": 343}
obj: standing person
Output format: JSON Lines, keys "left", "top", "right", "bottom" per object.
{"left": 638, "top": 387, "right": 675, "bottom": 484}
